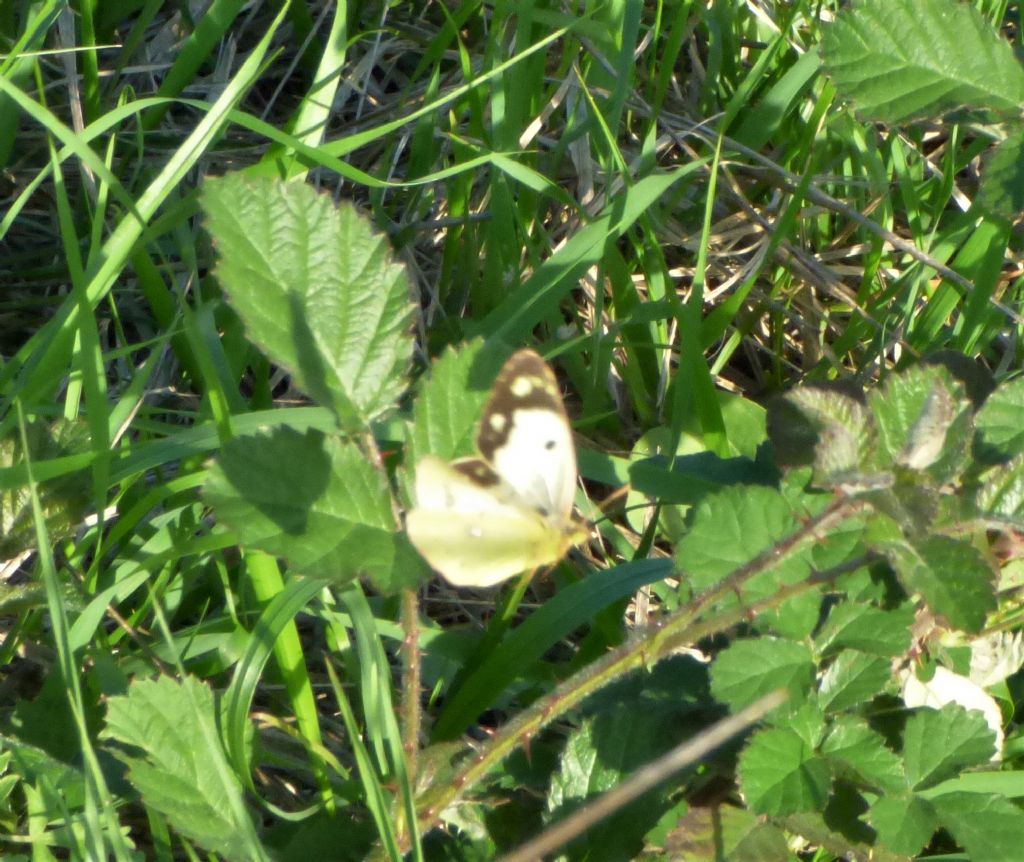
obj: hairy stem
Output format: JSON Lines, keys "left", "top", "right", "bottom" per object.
{"left": 400, "top": 587, "right": 422, "bottom": 779}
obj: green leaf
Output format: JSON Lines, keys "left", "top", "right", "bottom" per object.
{"left": 204, "top": 427, "right": 414, "bottom": 587}
{"left": 792, "top": 388, "right": 874, "bottom": 482}
{"left": 785, "top": 702, "right": 828, "bottom": 750}
{"left": 810, "top": 515, "right": 867, "bottom": 571}
{"left": 880, "top": 535, "right": 995, "bottom": 633}
{"left": 930, "top": 791, "right": 1024, "bottom": 861}
{"left": 547, "top": 702, "right": 689, "bottom": 862}
{"left": 822, "top": 716, "right": 905, "bottom": 794}
{"left": 641, "top": 798, "right": 692, "bottom": 857}
{"left": 921, "top": 350, "right": 996, "bottom": 409}
{"left": 815, "top": 602, "right": 914, "bottom": 658}
{"left": 677, "top": 485, "right": 809, "bottom": 595}
{"left": 101, "top": 676, "right": 264, "bottom": 861}
{"left": 202, "top": 174, "right": 415, "bottom": 427}
{"left": 976, "top": 454, "right": 1024, "bottom": 527}
{"left": 0, "top": 734, "right": 85, "bottom": 807}
{"left": 976, "top": 376, "right": 1024, "bottom": 461}
{"left": 903, "top": 705, "right": 997, "bottom": 790}
{"left": 822, "top": 0, "right": 1024, "bottom": 123}
{"left": 737, "top": 727, "right": 831, "bottom": 816}
{"left": 977, "top": 129, "right": 1024, "bottom": 221}
{"left": 628, "top": 452, "right": 777, "bottom": 508}
{"left": 869, "top": 364, "right": 972, "bottom": 480}
{"left": 406, "top": 341, "right": 496, "bottom": 464}
{"left": 0, "top": 419, "right": 92, "bottom": 559}
{"left": 818, "top": 651, "right": 890, "bottom": 713}
{"left": 868, "top": 793, "right": 938, "bottom": 856}
{"left": 919, "top": 770, "right": 1024, "bottom": 800}
{"left": 726, "top": 821, "right": 790, "bottom": 862}
{"left": 710, "top": 637, "right": 815, "bottom": 712}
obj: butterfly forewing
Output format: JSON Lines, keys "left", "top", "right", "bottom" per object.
{"left": 476, "top": 350, "right": 578, "bottom": 524}
{"left": 406, "top": 508, "right": 574, "bottom": 588}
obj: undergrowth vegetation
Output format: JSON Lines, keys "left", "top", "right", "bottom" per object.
{"left": 2, "top": 1, "right": 1024, "bottom": 860}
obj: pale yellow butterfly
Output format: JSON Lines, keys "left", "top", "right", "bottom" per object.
{"left": 406, "top": 349, "right": 588, "bottom": 587}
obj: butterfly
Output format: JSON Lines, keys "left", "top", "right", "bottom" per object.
{"left": 406, "top": 349, "right": 588, "bottom": 587}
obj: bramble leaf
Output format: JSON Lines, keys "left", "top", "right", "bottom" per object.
{"left": 823, "top": 0, "right": 1024, "bottom": 123}
{"left": 202, "top": 175, "right": 415, "bottom": 428}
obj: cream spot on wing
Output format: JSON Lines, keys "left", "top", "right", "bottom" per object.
{"left": 488, "top": 414, "right": 507, "bottom": 432}
{"left": 510, "top": 376, "right": 535, "bottom": 397}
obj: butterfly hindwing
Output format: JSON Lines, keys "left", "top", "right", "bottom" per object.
{"left": 407, "top": 455, "right": 575, "bottom": 587}
{"left": 411, "top": 455, "right": 510, "bottom": 513}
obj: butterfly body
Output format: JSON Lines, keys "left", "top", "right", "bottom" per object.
{"left": 407, "top": 350, "right": 586, "bottom": 587}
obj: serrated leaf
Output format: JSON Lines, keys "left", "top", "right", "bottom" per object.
{"left": 930, "top": 791, "right": 1024, "bottom": 861}
{"left": 868, "top": 793, "right": 938, "bottom": 856}
{"left": 674, "top": 482, "right": 821, "bottom": 640}
{"left": 977, "top": 454, "right": 1024, "bottom": 527}
{"left": 204, "top": 427, "right": 418, "bottom": 588}
{"left": 869, "top": 364, "right": 972, "bottom": 481}
{"left": 202, "top": 174, "right": 414, "bottom": 427}
{"left": 822, "top": 0, "right": 1024, "bottom": 123}
{"left": 0, "top": 734, "right": 85, "bottom": 806}
{"left": 901, "top": 666, "right": 1003, "bottom": 757}
{"left": 976, "top": 376, "right": 1024, "bottom": 461}
{"left": 727, "top": 821, "right": 790, "bottom": 862}
{"left": 881, "top": 535, "right": 995, "bottom": 633}
{"left": 677, "top": 485, "right": 810, "bottom": 598}
{"left": 815, "top": 602, "right": 914, "bottom": 658}
{"left": 547, "top": 703, "right": 684, "bottom": 862}
{"left": 101, "top": 676, "right": 262, "bottom": 861}
{"left": 406, "top": 342, "right": 494, "bottom": 465}
{"left": 710, "top": 638, "right": 815, "bottom": 711}
{"left": 977, "top": 129, "right": 1024, "bottom": 220}
{"left": 902, "top": 704, "right": 996, "bottom": 790}
{"left": 921, "top": 350, "right": 996, "bottom": 409}
{"left": 762, "top": 590, "right": 823, "bottom": 641}
{"left": 810, "top": 515, "right": 867, "bottom": 571}
{"left": 822, "top": 716, "right": 905, "bottom": 794}
{"left": 818, "top": 651, "right": 890, "bottom": 713}
{"left": 737, "top": 727, "right": 831, "bottom": 816}
{"left": 771, "top": 385, "right": 880, "bottom": 489}
{"left": 0, "top": 419, "right": 92, "bottom": 559}
{"left": 785, "top": 702, "right": 827, "bottom": 750}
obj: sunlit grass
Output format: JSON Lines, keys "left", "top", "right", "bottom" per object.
{"left": 1, "top": 1, "right": 1021, "bottom": 859}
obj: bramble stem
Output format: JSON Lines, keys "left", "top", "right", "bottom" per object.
{"left": 414, "top": 495, "right": 868, "bottom": 830}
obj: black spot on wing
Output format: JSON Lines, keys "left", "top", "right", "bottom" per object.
{"left": 477, "top": 349, "right": 568, "bottom": 462}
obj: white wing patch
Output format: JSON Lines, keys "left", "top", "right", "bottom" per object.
{"left": 489, "top": 407, "right": 576, "bottom": 523}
